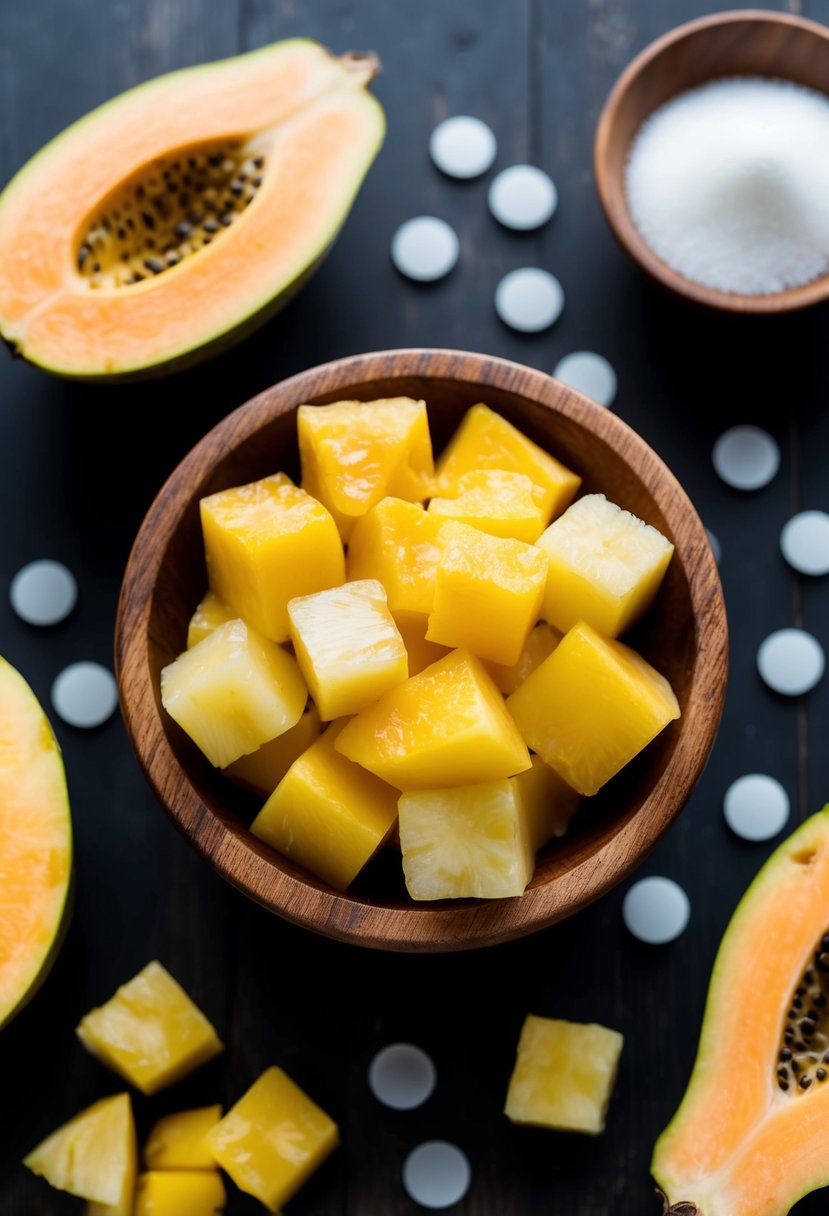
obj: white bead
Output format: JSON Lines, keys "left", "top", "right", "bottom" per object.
{"left": 757, "top": 628, "right": 825, "bottom": 696}
{"left": 429, "top": 116, "right": 497, "bottom": 179}
{"left": 403, "top": 1142, "right": 471, "bottom": 1209}
{"left": 488, "top": 164, "right": 557, "bottom": 230}
{"left": 495, "top": 268, "right": 564, "bottom": 332}
{"left": 622, "top": 876, "right": 690, "bottom": 944}
{"left": 10, "top": 560, "right": 77, "bottom": 626}
{"left": 723, "top": 774, "right": 790, "bottom": 842}
{"left": 368, "top": 1043, "right": 436, "bottom": 1110}
{"left": 52, "top": 662, "right": 118, "bottom": 729}
{"left": 712, "top": 425, "right": 780, "bottom": 490}
{"left": 553, "top": 351, "right": 617, "bottom": 408}
{"left": 391, "top": 217, "right": 459, "bottom": 282}
{"left": 781, "top": 510, "right": 829, "bottom": 576}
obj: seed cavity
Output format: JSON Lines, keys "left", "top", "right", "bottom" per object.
{"left": 778, "top": 927, "right": 829, "bottom": 1094}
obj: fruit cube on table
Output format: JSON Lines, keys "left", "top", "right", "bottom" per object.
{"left": 346, "top": 497, "right": 447, "bottom": 616}
{"left": 143, "top": 1105, "right": 222, "bottom": 1170}
{"left": 335, "top": 648, "right": 530, "bottom": 790}
{"left": 186, "top": 590, "right": 234, "bottom": 648}
{"left": 536, "top": 493, "right": 674, "bottom": 637}
{"left": 392, "top": 610, "right": 450, "bottom": 676}
{"left": 298, "top": 397, "right": 434, "bottom": 539}
{"left": 288, "top": 579, "right": 407, "bottom": 720}
{"left": 485, "top": 621, "right": 562, "bottom": 695}
{"left": 161, "top": 619, "right": 307, "bottom": 769}
{"left": 251, "top": 721, "right": 398, "bottom": 890}
{"left": 206, "top": 1066, "right": 339, "bottom": 1212}
{"left": 428, "top": 468, "right": 551, "bottom": 542}
{"left": 506, "top": 621, "right": 680, "bottom": 796}
{"left": 76, "top": 960, "right": 223, "bottom": 1096}
{"left": 426, "top": 522, "right": 548, "bottom": 666}
{"left": 504, "top": 1015, "right": 624, "bottom": 1134}
{"left": 23, "top": 1093, "right": 136, "bottom": 1207}
{"left": 223, "top": 705, "right": 321, "bottom": 797}
{"left": 134, "top": 1170, "right": 226, "bottom": 1215}
{"left": 200, "top": 472, "right": 344, "bottom": 642}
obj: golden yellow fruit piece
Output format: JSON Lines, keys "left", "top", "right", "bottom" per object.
{"left": 346, "top": 496, "right": 447, "bottom": 615}
{"left": 186, "top": 590, "right": 234, "bottom": 648}
{"left": 143, "top": 1106, "right": 222, "bottom": 1170}
{"left": 223, "top": 706, "right": 321, "bottom": 798}
{"left": 428, "top": 468, "right": 551, "bottom": 542}
{"left": 134, "top": 1170, "right": 226, "bottom": 1215}
{"left": 392, "top": 611, "right": 450, "bottom": 676}
{"left": 23, "top": 1093, "right": 136, "bottom": 1208}
{"left": 516, "top": 754, "right": 583, "bottom": 852}
{"left": 485, "top": 621, "right": 562, "bottom": 695}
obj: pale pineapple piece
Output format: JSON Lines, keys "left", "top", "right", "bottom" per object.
{"left": 134, "top": 1170, "right": 226, "bottom": 1215}
{"left": 537, "top": 493, "right": 674, "bottom": 637}
{"left": 143, "top": 1105, "right": 222, "bottom": 1170}
{"left": 186, "top": 590, "right": 234, "bottom": 648}
{"left": 161, "top": 619, "right": 307, "bottom": 768}
{"left": 428, "top": 468, "right": 551, "bottom": 542}
{"left": 223, "top": 706, "right": 321, "bottom": 797}
{"left": 23, "top": 1093, "right": 136, "bottom": 1206}
{"left": 505, "top": 1015, "right": 624, "bottom": 1134}
{"left": 515, "top": 754, "right": 582, "bottom": 851}
{"left": 485, "top": 622, "right": 563, "bottom": 695}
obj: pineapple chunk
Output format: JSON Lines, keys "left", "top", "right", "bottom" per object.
{"left": 251, "top": 721, "right": 398, "bottom": 890}
{"left": 24, "top": 1094, "right": 136, "bottom": 1207}
{"left": 186, "top": 590, "right": 234, "bottom": 648}
{"left": 298, "top": 398, "right": 434, "bottom": 539}
{"left": 76, "top": 960, "right": 223, "bottom": 1096}
{"left": 536, "top": 493, "right": 674, "bottom": 637}
{"left": 143, "top": 1106, "right": 222, "bottom": 1170}
{"left": 346, "top": 497, "right": 447, "bottom": 616}
{"left": 505, "top": 1015, "right": 623, "bottom": 1134}
{"left": 428, "top": 468, "right": 551, "bottom": 542}
{"left": 426, "top": 522, "right": 548, "bottom": 666}
{"left": 392, "top": 611, "right": 450, "bottom": 676}
{"left": 206, "top": 1066, "right": 339, "bottom": 1212}
{"left": 516, "top": 754, "right": 583, "bottom": 851}
{"left": 334, "top": 649, "right": 530, "bottom": 790}
{"left": 223, "top": 706, "right": 321, "bottom": 797}
{"left": 288, "top": 580, "right": 407, "bottom": 720}
{"left": 134, "top": 1171, "right": 226, "bottom": 1215}
{"left": 200, "top": 473, "right": 344, "bottom": 642}
{"left": 435, "top": 403, "right": 581, "bottom": 518}
{"left": 485, "top": 622, "right": 562, "bottom": 695}
{"left": 161, "top": 619, "right": 307, "bottom": 768}
{"left": 507, "top": 621, "right": 680, "bottom": 796}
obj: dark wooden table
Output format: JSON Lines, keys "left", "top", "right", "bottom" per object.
{"left": 2, "top": 1, "right": 828, "bottom": 1212}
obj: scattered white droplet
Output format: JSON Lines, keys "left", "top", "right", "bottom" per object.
{"left": 10, "top": 560, "right": 77, "bottom": 626}
{"left": 712, "top": 425, "right": 780, "bottom": 491}
{"left": 706, "top": 529, "right": 722, "bottom": 565}
{"left": 368, "top": 1043, "right": 436, "bottom": 1110}
{"left": 429, "top": 116, "right": 497, "bottom": 179}
{"left": 757, "top": 628, "right": 825, "bottom": 696}
{"left": 403, "top": 1142, "right": 471, "bottom": 1210}
{"left": 553, "top": 351, "right": 617, "bottom": 408}
{"left": 52, "top": 662, "right": 118, "bottom": 728}
{"left": 495, "top": 268, "right": 564, "bottom": 332}
{"left": 781, "top": 510, "right": 829, "bottom": 576}
{"left": 724, "top": 774, "right": 790, "bottom": 842}
{"left": 622, "top": 876, "right": 690, "bottom": 945}
{"left": 391, "top": 217, "right": 460, "bottom": 283}
{"left": 488, "top": 164, "right": 557, "bottom": 230}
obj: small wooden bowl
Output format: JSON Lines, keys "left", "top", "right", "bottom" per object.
{"left": 115, "top": 349, "right": 727, "bottom": 952}
{"left": 595, "top": 10, "right": 829, "bottom": 312}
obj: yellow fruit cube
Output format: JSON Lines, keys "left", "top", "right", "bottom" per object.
{"left": 426, "top": 522, "right": 548, "bottom": 666}
{"left": 288, "top": 580, "right": 408, "bottom": 720}
{"left": 392, "top": 611, "right": 450, "bottom": 676}
{"left": 298, "top": 398, "right": 434, "bottom": 538}
{"left": 515, "top": 754, "right": 582, "bottom": 851}
{"left": 200, "top": 473, "right": 344, "bottom": 642}
{"left": 206, "top": 1066, "right": 339, "bottom": 1212}
{"left": 435, "top": 403, "right": 581, "bottom": 518}
{"left": 537, "top": 493, "right": 674, "bottom": 637}
{"left": 23, "top": 1094, "right": 136, "bottom": 1207}
{"left": 506, "top": 621, "right": 680, "bottom": 796}
{"left": 251, "top": 721, "right": 398, "bottom": 890}
{"left": 428, "top": 468, "right": 551, "bottom": 542}
{"left": 76, "top": 960, "right": 223, "bottom": 1096}
{"left": 223, "top": 706, "right": 321, "bottom": 797}
{"left": 505, "top": 1015, "right": 624, "bottom": 1134}
{"left": 346, "top": 497, "right": 447, "bottom": 616}
{"left": 335, "top": 649, "right": 530, "bottom": 790}
{"left": 143, "top": 1106, "right": 222, "bottom": 1170}
{"left": 485, "top": 621, "right": 562, "bottom": 695}
{"left": 186, "top": 590, "right": 234, "bottom": 648}
{"left": 134, "top": 1171, "right": 226, "bottom": 1215}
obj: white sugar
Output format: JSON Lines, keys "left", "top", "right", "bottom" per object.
{"left": 626, "top": 77, "right": 829, "bottom": 295}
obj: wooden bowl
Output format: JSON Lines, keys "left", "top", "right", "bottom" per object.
{"left": 115, "top": 349, "right": 727, "bottom": 952}
{"left": 595, "top": 9, "right": 829, "bottom": 313}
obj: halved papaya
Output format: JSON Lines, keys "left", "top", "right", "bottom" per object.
{"left": 0, "top": 39, "right": 384, "bottom": 378}
{"left": 653, "top": 807, "right": 829, "bottom": 1216}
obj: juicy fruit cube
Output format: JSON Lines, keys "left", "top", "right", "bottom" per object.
{"left": 346, "top": 497, "right": 447, "bottom": 615}
{"left": 428, "top": 468, "right": 551, "bottom": 542}
{"left": 435, "top": 403, "right": 581, "bottom": 518}
{"left": 161, "top": 619, "right": 307, "bottom": 768}
{"left": 505, "top": 1015, "right": 624, "bottom": 1134}
{"left": 485, "top": 621, "right": 562, "bottom": 695}
{"left": 515, "top": 754, "right": 582, "bottom": 850}
{"left": 200, "top": 473, "right": 344, "bottom": 641}
{"left": 507, "top": 621, "right": 680, "bottom": 796}
{"left": 186, "top": 590, "right": 234, "bottom": 648}
{"left": 76, "top": 960, "right": 223, "bottom": 1096}
{"left": 223, "top": 705, "right": 321, "bottom": 797}
{"left": 206, "top": 1066, "right": 339, "bottom": 1212}
{"left": 393, "top": 610, "right": 450, "bottom": 676}
{"left": 24, "top": 1093, "right": 136, "bottom": 1206}
{"left": 426, "top": 522, "right": 548, "bottom": 666}
{"left": 134, "top": 1170, "right": 226, "bottom": 1215}
{"left": 335, "top": 649, "right": 530, "bottom": 790}
{"left": 288, "top": 580, "right": 407, "bottom": 720}
{"left": 251, "top": 721, "right": 398, "bottom": 890}
{"left": 537, "top": 493, "right": 674, "bottom": 637}
{"left": 143, "top": 1106, "right": 222, "bottom": 1170}
{"left": 298, "top": 398, "right": 434, "bottom": 538}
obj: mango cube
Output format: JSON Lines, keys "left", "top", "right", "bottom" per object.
{"left": 435, "top": 403, "right": 581, "bottom": 518}
{"left": 298, "top": 398, "right": 434, "bottom": 538}
{"left": 134, "top": 1171, "right": 226, "bottom": 1215}
{"left": 223, "top": 706, "right": 321, "bottom": 797}
{"left": 505, "top": 1015, "right": 624, "bottom": 1134}
{"left": 346, "top": 497, "right": 447, "bottom": 615}
{"left": 251, "top": 722, "right": 398, "bottom": 890}
{"left": 485, "top": 622, "right": 562, "bottom": 695}
{"left": 186, "top": 590, "right": 234, "bottom": 648}
{"left": 392, "top": 610, "right": 450, "bottom": 676}
{"left": 288, "top": 580, "right": 407, "bottom": 720}
{"left": 426, "top": 522, "right": 548, "bottom": 666}
{"left": 335, "top": 649, "right": 530, "bottom": 790}
{"left": 76, "top": 960, "right": 223, "bottom": 1096}
{"left": 428, "top": 468, "right": 551, "bottom": 542}
{"left": 206, "top": 1066, "right": 339, "bottom": 1212}
{"left": 143, "top": 1106, "right": 222, "bottom": 1170}
{"left": 537, "top": 493, "right": 674, "bottom": 637}
{"left": 507, "top": 621, "right": 680, "bottom": 796}
{"left": 161, "top": 619, "right": 307, "bottom": 768}
{"left": 200, "top": 473, "right": 344, "bottom": 641}
{"left": 24, "top": 1093, "right": 136, "bottom": 1207}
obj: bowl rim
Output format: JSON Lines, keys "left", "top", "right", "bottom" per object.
{"left": 594, "top": 8, "right": 829, "bottom": 314}
{"left": 115, "top": 347, "right": 728, "bottom": 952}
